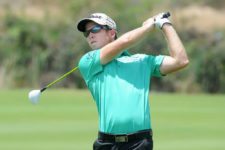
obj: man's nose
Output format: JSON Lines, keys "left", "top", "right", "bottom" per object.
{"left": 88, "top": 32, "right": 95, "bottom": 38}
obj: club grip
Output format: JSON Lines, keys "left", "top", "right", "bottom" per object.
{"left": 162, "top": 12, "right": 170, "bottom": 18}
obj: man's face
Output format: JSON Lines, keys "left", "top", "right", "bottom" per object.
{"left": 85, "top": 22, "right": 115, "bottom": 49}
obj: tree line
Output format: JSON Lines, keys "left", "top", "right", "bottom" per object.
{"left": 0, "top": 0, "right": 224, "bottom": 93}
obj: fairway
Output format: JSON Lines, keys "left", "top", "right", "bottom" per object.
{"left": 0, "top": 89, "right": 224, "bottom": 150}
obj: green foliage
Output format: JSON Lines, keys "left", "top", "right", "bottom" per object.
{"left": 1, "top": 15, "right": 46, "bottom": 87}
{"left": 196, "top": 36, "right": 225, "bottom": 93}
{"left": 180, "top": 29, "right": 225, "bottom": 93}
{"left": 0, "top": 13, "right": 83, "bottom": 88}
{"left": 0, "top": 0, "right": 224, "bottom": 93}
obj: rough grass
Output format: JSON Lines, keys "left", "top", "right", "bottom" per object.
{"left": 0, "top": 89, "right": 224, "bottom": 150}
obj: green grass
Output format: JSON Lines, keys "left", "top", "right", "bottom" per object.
{"left": 0, "top": 89, "right": 224, "bottom": 150}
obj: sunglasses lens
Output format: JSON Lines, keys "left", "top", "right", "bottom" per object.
{"left": 84, "top": 25, "right": 103, "bottom": 37}
{"left": 91, "top": 26, "right": 101, "bottom": 33}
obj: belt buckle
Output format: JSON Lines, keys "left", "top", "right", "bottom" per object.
{"left": 115, "top": 135, "right": 128, "bottom": 142}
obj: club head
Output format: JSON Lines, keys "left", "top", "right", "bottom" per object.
{"left": 28, "top": 90, "right": 41, "bottom": 104}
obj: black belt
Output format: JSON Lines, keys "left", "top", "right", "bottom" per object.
{"left": 98, "top": 129, "right": 152, "bottom": 143}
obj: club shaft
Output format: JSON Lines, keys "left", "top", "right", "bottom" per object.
{"left": 41, "top": 66, "right": 79, "bottom": 92}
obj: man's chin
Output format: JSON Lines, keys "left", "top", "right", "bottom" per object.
{"left": 90, "top": 44, "right": 101, "bottom": 50}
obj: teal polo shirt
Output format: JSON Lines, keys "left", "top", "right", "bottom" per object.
{"left": 79, "top": 49, "right": 164, "bottom": 134}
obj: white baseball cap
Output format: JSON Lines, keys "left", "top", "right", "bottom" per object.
{"left": 77, "top": 13, "right": 117, "bottom": 32}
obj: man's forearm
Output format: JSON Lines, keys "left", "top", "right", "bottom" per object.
{"left": 100, "top": 20, "right": 154, "bottom": 64}
{"left": 162, "top": 24, "right": 189, "bottom": 66}
{"left": 117, "top": 23, "right": 154, "bottom": 49}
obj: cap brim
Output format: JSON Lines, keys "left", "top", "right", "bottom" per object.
{"left": 77, "top": 19, "right": 91, "bottom": 32}
{"left": 77, "top": 18, "right": 106, "bottom": 32}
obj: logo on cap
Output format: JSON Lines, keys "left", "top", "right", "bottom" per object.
{"left": 77, "top": 13, "right": 117, "bottom": 32}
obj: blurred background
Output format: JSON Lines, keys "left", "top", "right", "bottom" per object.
{"left": 0, "top": 0, "right": 224, "bottom": 93}
{"left": 0, "top": 1, "right": 225, "bottom": 150}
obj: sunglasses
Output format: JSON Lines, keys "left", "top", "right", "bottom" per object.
{"left": 83, "top": 25, "right": 110, "bottom": 37}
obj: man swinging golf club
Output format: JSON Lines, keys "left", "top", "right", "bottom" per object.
{"left": 77, "top": 12, "right": 189, "bottom": 150}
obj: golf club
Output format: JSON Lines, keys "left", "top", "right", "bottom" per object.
{"left": 28, "top": 12, "right": 170, "bottom": 105}
{"left": 28, "top": 66, "right": 79, "bottom": 104}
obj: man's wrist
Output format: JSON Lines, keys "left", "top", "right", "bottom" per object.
{"left": 161, "top": 23, "right": 173, "bottom": 31}
{"left": 142, "top": 18, "right": 155, "bottom": 31}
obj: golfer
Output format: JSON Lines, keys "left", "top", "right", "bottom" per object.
{"left": 77, "top": 12, "right": 189, "bottom": 150}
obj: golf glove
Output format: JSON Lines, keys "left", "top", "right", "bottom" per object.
{"left": 154, "top": 12, "right": 172, "bottom": 29}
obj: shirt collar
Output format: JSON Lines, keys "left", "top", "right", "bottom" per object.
{"left": 118, "top": 50, "right": 131, "bottom": 58}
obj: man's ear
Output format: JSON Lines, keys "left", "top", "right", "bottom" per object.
{"left": 109, "top": 29, "right": 117, "bottom": 40}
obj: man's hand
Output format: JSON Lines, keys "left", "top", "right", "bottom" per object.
{"left": 154, "top": 12, "right": 172, "bottom": 29}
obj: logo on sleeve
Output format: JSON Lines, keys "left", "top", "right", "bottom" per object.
{"left": 86, "top": 51, "right": 95, "bottom": 60}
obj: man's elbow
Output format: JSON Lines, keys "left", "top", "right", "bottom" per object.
{"left": 178, "top": 57, "right": 189, "bottom": 69}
